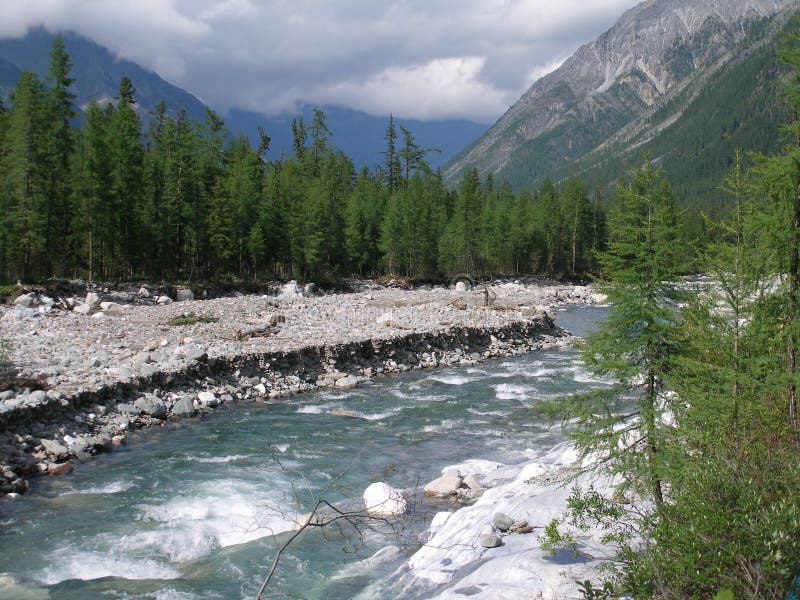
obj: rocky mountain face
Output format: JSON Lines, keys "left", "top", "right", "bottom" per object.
{"left": 445, "top": 0, "right": 800, "bottom": 195}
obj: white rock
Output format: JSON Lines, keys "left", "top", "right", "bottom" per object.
{"left": 91, "top": 312, "right": 106, "bottom": 319}
{"left": 85, "top": 292, "right": 100, "bottom": 307}
{"left": 72, "top": 304, "right": 92, "bottom": 315}
{"left": 197, "top": 390, "right": 217, "bottom": 406}
{"left": 455, "top": 281, "right": 469, "bottom": 292}
{"left": 279, "top": 280, "right": 305, "bottom": 299}
{"left": 157, "top": 295, "right": 173, "bottom": 305}
{"left": 363, "top": 482, "right": 407, "bottom": 517}
{"left": 13, "top": 293, "right": 35, "bottom": 308}
{"left": 424, "top": 475, "right": 463, "bottom": 497}
{"left": 100, "top": 301, "right": 122, "bottom": 311}
{"left": 138, "top": 287, "right": 150, "bottom": 298}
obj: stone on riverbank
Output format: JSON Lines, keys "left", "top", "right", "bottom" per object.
{"left": 363, "top": 482, "right": 407, "bottom": 517}
{"left": 134, "top": 394, "right": 166, "bottom": 418}
{"left": 424, "top": 475, "right": 464, "bottom": 497}
{"left": 172, "top": 396, "right": 195, "bottom": 417}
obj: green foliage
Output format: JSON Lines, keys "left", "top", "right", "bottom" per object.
{"left": 537, "top": 518, "right": 577, "bottom": 557}
{"left": 166, "top": 312, "right": 218, "bottom": 327}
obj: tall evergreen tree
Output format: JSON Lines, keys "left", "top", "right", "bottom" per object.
{"left": 2, "top": 72, "right": 48, "bottom": 281}
{"left": 554, "top": 159, "right": 684, "bottom": 505}
{"left": 43, "top": 35, "right": 76, "bottom": 276}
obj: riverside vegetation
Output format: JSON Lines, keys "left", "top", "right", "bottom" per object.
{"left": 540, "top": 26, "right": 800, "bottom": 600}
{"left": 2, "top": 25, "right": 800, "bottom": 600}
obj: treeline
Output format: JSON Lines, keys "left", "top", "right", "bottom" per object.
{"left": 0, "top": 38, "right": 606, "bottom": 285}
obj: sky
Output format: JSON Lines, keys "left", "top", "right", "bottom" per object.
{"left": 0, "top": 0, "right": 642, "bottom": 124}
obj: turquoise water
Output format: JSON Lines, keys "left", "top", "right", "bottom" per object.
{"left": 0, "top": 306, "right": 608, "bottom": 600}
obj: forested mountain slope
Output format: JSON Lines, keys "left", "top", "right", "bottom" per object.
{"left": 445, "top": 0, "right": 799, "bottom": 208}
{"left": 0, "top": 28, "right": 485, "bottom": 169}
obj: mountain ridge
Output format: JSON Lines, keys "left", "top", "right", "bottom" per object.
{"left": 445, "top": 0, "right": 800, "bottom": 199}
{"left": 0, "top": 28, "right": 486, "bottom": 169}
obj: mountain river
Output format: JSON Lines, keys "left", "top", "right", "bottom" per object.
{"left": 0, "top": 305, "right": 609, "bottom": 599}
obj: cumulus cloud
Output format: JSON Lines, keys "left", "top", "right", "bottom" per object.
{"left": 0, "top": 0, "right": 640, "bottom": 123}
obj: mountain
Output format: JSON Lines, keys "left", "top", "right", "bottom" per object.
{"left": 444, "top": 0, "right": 800, "bottom": 207}
{"left": 0, "top": 28, "right": 486, "bottom": 169}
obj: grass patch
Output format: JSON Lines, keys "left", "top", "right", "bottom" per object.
{"left": 166, "top": 313, "right": 219, "bottom": 327}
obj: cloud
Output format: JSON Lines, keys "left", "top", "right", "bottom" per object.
{"left": 0, "top": 0, "right": 640, "bottom": 123}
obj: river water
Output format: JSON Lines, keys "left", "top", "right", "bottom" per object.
{"left": 0, "top": 305, "right": 608, "bottom": 600}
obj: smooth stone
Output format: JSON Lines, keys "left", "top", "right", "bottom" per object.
{"left": 363, "top": 482, "right": 407, "bottom": 517}
{"left": 133, "top": 394, "right": 167, "bottom": 418}
{"left": 424, "top": 475, "right": 464, "bottom": 497}
{"left": 197, "top": 391, "right": 218, "bottom": 406}
{"left": 85, "top": 292, "right": 100, "bottom": 306}
{"left": 40, "top": 438, "right": 69, "bottom": 460}
{"left": 172, "top": 396, "right": 195, "bottom": 417}
{"left": 13, "top": 293, "right": 35, "bottom": 308}
{"left": 73, "top": 303, "right": 92, "bottom": 315}
{"left": 176, "top": 289, "right": 194, "bottom": 302}
{"left": 334, "top": 375, "right": 361, "bottom": 390}
{"left": 157, "top": 295, "right": 173, "bottom": 305}
{"left": 48, "top": 461, "right": 73, "bottom": 476}
{"left": 478, "top": 534, "right": 502, "bottom": 548}
{"left": 493, "top": 512, "right": 515, "bottom": 532}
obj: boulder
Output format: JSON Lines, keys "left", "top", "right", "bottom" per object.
{"left": 99, "top": 301, "right": 122, "bottom": 311}
{"left": 455, "top": 281, "right": 470, "bottom": 292}
{"left": 176, "top": 288, "right": 194, "bottom": 302}
{"left": 40, "top": 438, "right": 69, "bottom": 461}
{"left": 197, "top": 390, "right": 218, "bottom": 407}
{"left": 85, "top": 292, "right": 100, "bottom": 306}
{"left": 493, "top": 512, "right": 515, "bottom": 532}
{"left": 424, "top": 475, "right": 464, "bottom": 497}
{"left": 13, "top": 292, "right": 35, "bottom": 308}
{"left": 133, "top": 394, "right": 167, "bottom": 418}
{"left": 48, "top": 461, "right": 73, "bottom": 476}
{"left": 171, "top": 396, "right": 195, "bottom": 417}
{"left": 137, "top": 286, "right": 150, "bottom": 298}
{"left": 279, "top": 280, "right": 304, "bottom": 299}
{"left": 334, "top": 375, "right": 361, "bottom": 390}
{"left": 157, "top": 295, "right": 173, "bottom": 305}
{"left": 479, "top": 534, "right": 503, "bottom": 548}
{"left": 73, "top": 303, "right": 92, "bottom": 315}
{"left": 363, "top": 482, "right": 407, "bottom": 517}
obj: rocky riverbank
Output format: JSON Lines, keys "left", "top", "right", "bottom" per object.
{"left": 0, "top": 281, "right": 603, "bottom": 496}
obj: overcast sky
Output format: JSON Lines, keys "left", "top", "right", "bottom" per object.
{"left": 1, "top": 0, "right": 641, "bottom": 123}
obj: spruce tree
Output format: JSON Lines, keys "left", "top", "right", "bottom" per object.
{"left": 43, "top": 35, "right": 76, "bottom": 276}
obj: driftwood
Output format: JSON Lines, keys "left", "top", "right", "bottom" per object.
{"left": 383, "top": 320, "right": 413, "bottom": 330}
{"left": 233, "top": 325, "right": 272, "bottom": 341}
{"left": 446, "top": 297, "right": 467, "bottom": 310}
